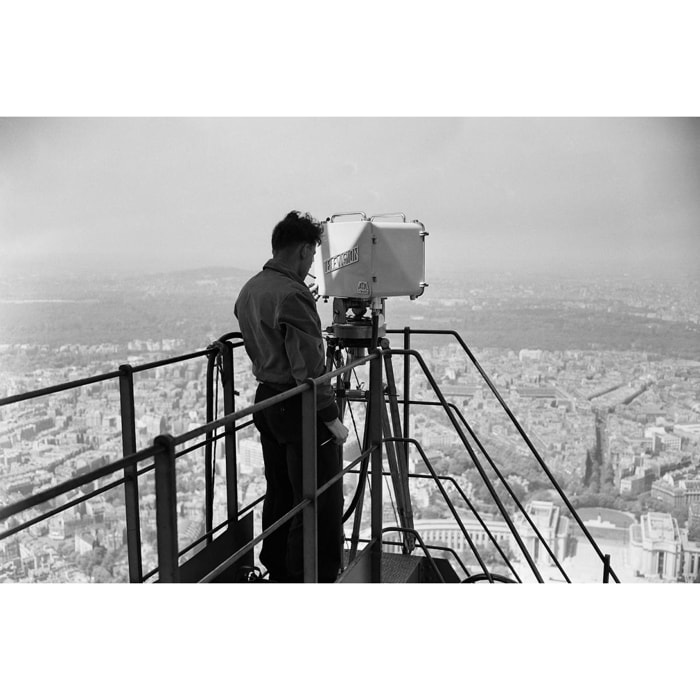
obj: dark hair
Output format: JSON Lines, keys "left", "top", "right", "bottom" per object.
{"left": 271, "top": 211, "right": 323, "bottom": 252}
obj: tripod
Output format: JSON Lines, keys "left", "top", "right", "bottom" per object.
{"left": 323, "top": 299, "right": 416, "bottom": 563}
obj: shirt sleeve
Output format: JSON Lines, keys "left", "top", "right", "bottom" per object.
{"left": 278, "top": 289, "right": 339, "bottom": 422}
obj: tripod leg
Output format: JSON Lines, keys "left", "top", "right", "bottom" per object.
{"left": 382, "top": 342, "right": 416, "bottom": 552}
{"left": 380, "top": 387, "right": 415, "bottom": 553}
{"left": 347, "top": 410, "right": 370, "bottom": 562}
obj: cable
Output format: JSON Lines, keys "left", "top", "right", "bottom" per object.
{"left": 345, "top": 394, "right": 362, "bottom": 449}
{"left": 352, "top": 366, "right": 364, "bottom": 392}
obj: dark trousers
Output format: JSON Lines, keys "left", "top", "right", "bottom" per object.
{"left": 253, "top": 383, "right": 343, "bottom": 582}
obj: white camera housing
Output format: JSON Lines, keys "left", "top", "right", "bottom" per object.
{"left": 315, "top": 214, "right": 427, "bottom": 301}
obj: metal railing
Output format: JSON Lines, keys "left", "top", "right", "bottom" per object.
{"left": 1, "top": 327, "right": 618, "bottom": 583}
{"left": 1, "top": 344, "right": 386, "bottom": 583}
{"left": 348, "top": 449, "right": 523, "bottom": 583}
{"left": 0, "top": 339, "right": 242, "bottom": 582}
{"left": 390, "top": 327, "right": 619, "bottom": 583}
{"left": 151, "top": 349, "right": 385, "bottom": 582}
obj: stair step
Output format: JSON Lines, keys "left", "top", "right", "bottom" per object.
{"left": 380, "top": 552, "right": 423, "bottom": 583}
{"left": 338, "top": 548, "right": 461, "bottom": 583}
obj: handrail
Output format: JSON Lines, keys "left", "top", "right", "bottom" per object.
{"left": 1, "top": 344, "right": 382, "bottom": 582}
{"left": 0, "top": 455, "right": 157, "bottom": 544}
{"left": 0, "top": 347, "right": 220, "bottom": 408}
{"left": 0, "top": 475, "right": 127, "bottom": 542}
{"left": 335, "top": 351, "right": 534, "bottom": 581}
{"left": 398, "top": 397, "right": 571, "bottom": 582}
{"left": 0, "top": 337, "right": 246, "bottom": 582}
{"left": 390, "top": 328, "right": 620, "bottom": 583}
{"left": 403, "top": 471, "right": 522, "bottom": 582}
{"left": 0, "top": 332, "right": 378, "bottom": 580}
{"left": 147, "top": 422, "right": 380, "bottom": 582}
{"left": 131, "top": 347, "right": 229, "bottom": 374}
{"left": 0, "top": 445, "right": 162, "bottom": 522}
{"left": 1, "top": 325, "right": 619, "bottom": 584}
{"left": 387, "top": 348, "right": 545, "bottom": 582}
{"left": 348, "top": 393, "right": 557, "bottom": 582}
{"left": 196, "top": 350, "right": 385, "bottom": 583}
{"left": 172, "top": 352, "right": 378, "bottom": 448}
{"left": 0, "top": 417, "right": 256, "bottom": 533}
{"left": 156, "top": 433, "right": 472, "bottom": 584}
{"left": 0, "top": 369, "right": 123, "bottom": 407}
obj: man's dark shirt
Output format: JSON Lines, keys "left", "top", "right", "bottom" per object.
{"left": 234, "top": 259, "right": 339, "bottom": 422}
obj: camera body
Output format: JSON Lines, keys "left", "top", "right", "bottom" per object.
{"left": 314, "top": 213, "right": 427, "bottom": 302}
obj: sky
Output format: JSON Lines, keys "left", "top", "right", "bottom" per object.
{"left": 1, "top": 117, "right": 698, "bottom": 279}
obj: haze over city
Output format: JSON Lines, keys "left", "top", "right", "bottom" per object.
{"left": 1, "top": 117, "right": 698, "bottom": 279}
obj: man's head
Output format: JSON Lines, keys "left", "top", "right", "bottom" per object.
{"left": 271, "top": 211, "right": 323, "bottom": 279}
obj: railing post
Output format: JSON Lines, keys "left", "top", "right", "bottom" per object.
{"left": 603, "top": 553, "right": 611, "bottom": 583}
{"left": 403, "top": 326, "right": 411, "bottom": 467}
{"left": 369, "top": 348, "right": 384, "bottom": 583}
{"left": 119, "top": 364, "right": 143, "bottom": 583}
{"left": 154, "top": 434, "right": 180, "bottom": 583}
{"left": 204, "top": 350, "right": 216, "bottom": 545}
{"left": 221, "top": 341, "right": 238, "bottom": 524}
{"left": 301, "top": 381, "right": 318, "bottom": 583}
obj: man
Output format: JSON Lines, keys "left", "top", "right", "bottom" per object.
{"left": 234, "top": 211, "right": 349, "bottom": 582}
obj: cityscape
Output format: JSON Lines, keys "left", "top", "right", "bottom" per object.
{"left": 1, "top": 267, "right": 699, "bottom": 583}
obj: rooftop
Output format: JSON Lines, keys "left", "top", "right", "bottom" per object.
{"left": 641, "top": 512, "right": 679, "bottom": 543}
{"left": 527, "top": 500, "right": 558, "bottom": 529}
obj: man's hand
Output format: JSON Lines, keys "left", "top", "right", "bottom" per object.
{"left": 323, "top": 417, "right": 349, "bottom": 445}
{"left": 307, "top": 281, "right": 320, "bottom": 301}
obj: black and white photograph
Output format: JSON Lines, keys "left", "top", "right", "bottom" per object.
{"left": 2, "top": 115, "right": 699, "bottom": 588}
{"left": 1, "top": 2, "right": 698, "bottom": 698}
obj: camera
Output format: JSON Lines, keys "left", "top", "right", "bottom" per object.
{"left": 315, "top": 212, "right": 427, "bottom": 302}
{"left": 314, "top": 212, "right": 428, "bottom": 345}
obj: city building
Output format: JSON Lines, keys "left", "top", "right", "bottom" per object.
{"left": 629, "top": 512, "right": 682, "bottom": 581}
{"left": 513, "top": 500, "right": 571, "bottom": 567}
{"left": 409, "top": 516, "right": 512, "bottom": 557}
{"left": 651, "top": 474, "right": 700, "bottom": 511}
{"left": 519, "top": 349, "right": 543, "bottom": 362}
{"left": 679, "top": 531, "right": 700, "bottom": 583}
{"left": 237, "top": 437, "right": 264, "bottom": 475}
{"left": 652, "top": 431, "right": 682, "bottom": 454}
{"left": 620, "top": 467, "right": 655, "bottom": 497}
{"left": 689, "top": 502, "right": 700, "bottom": 531}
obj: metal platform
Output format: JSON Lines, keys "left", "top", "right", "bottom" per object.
{"left": 337, "top": 549, "right": 461, "bottom": 583}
